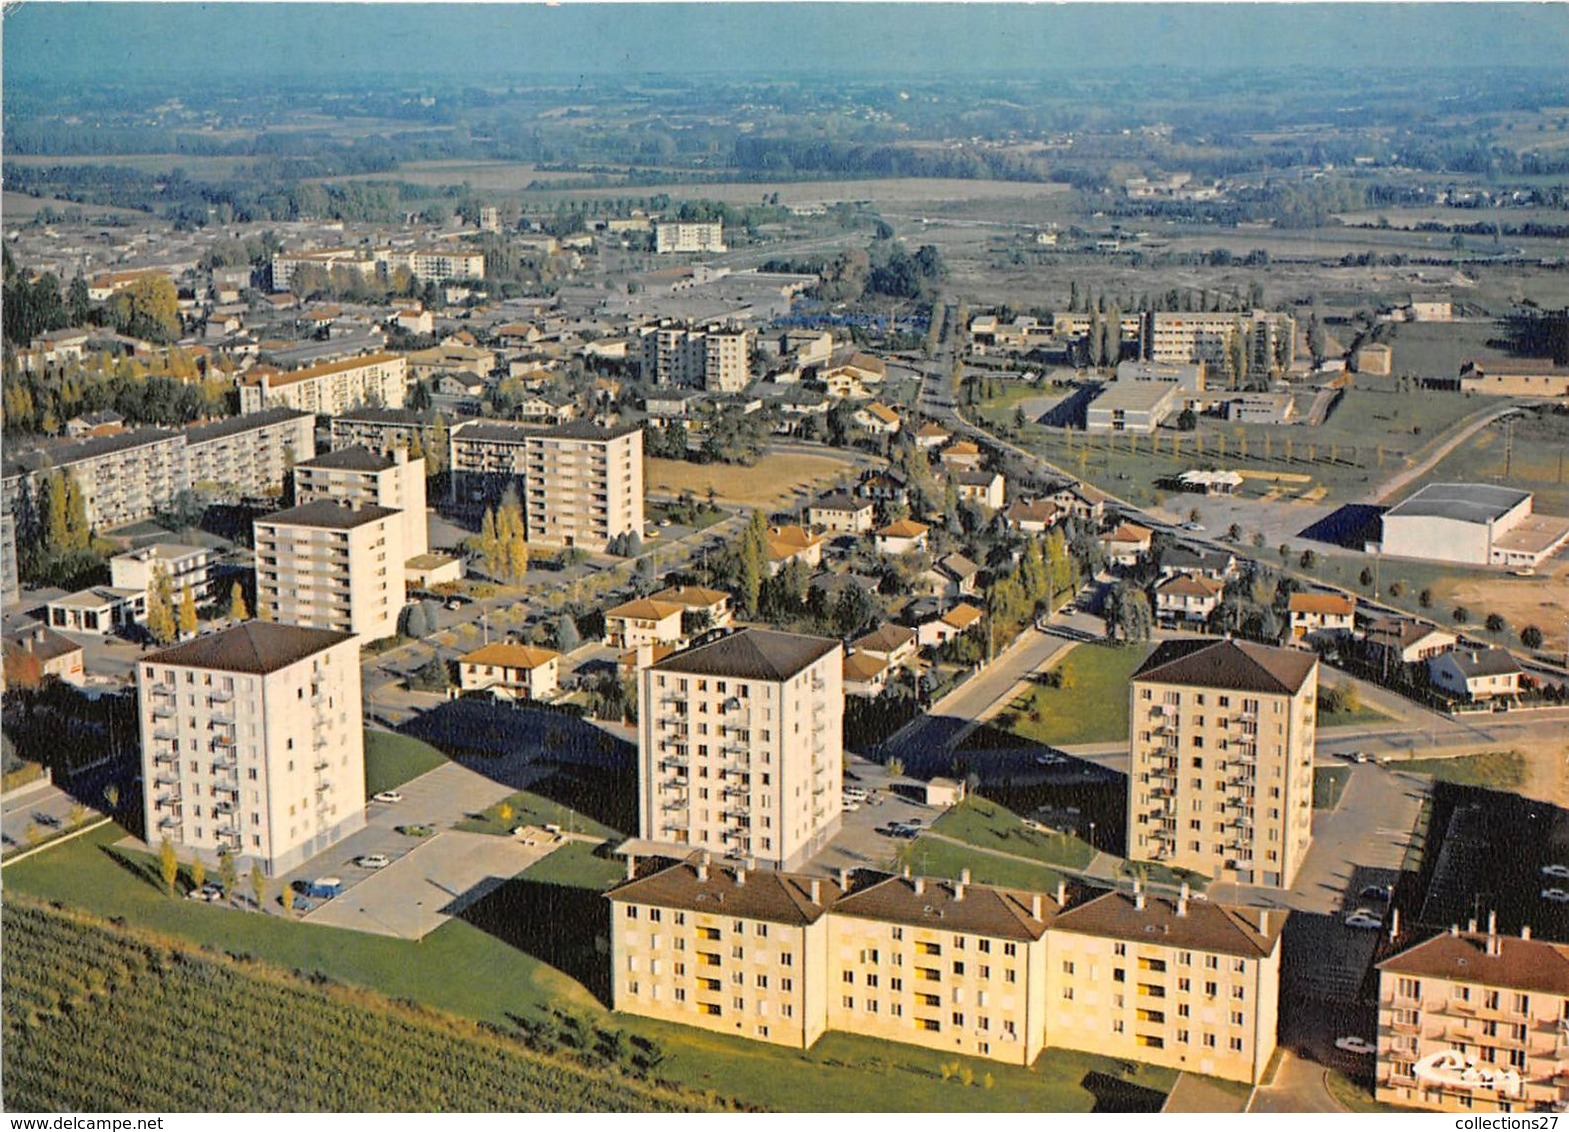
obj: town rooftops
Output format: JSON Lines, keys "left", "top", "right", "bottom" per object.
{"left": 943, "top": 440, "right": 981, "bottom": 457}
{"left": 3, "top": 427, "right": 181, "bottom": 478}
{"left": 811, "top": 491, "right": 870, "bottom": 513}
{"left": 843, "top": 651, "right": 889, "bottom": 682}
{"left": 1104, "top": 521, "right": 1154, "bottom": 544}
{"left": 4, "top": 623, "right": 84, "bottom": 667}
{"left": 1155, "top": 574, "right": 1223, "bottom": 598}
{"left": 145, "top": 621, "right": 354, "bottom": 675}
{"left": 852, "top": 623, "right": 917, "bottom": 654}
{"left": 1133, "top": 637, "right": 1318, "bottom": 696}
{"left": 608, "top": 856, "right": 841, "bottom": 926}
{"left": 1367, "top": 618, "right": 1453, "bottom": 650}
{"left": 1379, "top": 930, "right": 1569, "bottom": 996}
{"left": 937, "top": 553, "right": 980, "bottom": 579}
{"left": 1288, "top": 592, "right": 1357, "bottom": 616}
{"left": 860, "top": 402, "right": 901, "bottom": 425}
{"left": 183, "top": 407, "right": 314, "bottom": 446}
{"left": 256, "top": 499, "right": 401, "bottom": 530}
{"left": 113, "top": 543, "right": 206, "bottom": 566}
{"left": 832, "top": 873, "right": 1059, "bottom": 942}
{"left": 940, "top": 603, "right": 985, "bottom": 630}
{"left": 1385, "top": 483, "right": 1532, "bottom": 525}
{"left": 877, "top": 518, "right": 930, "bottom": 539}
{"left": 649, "top": 585, "right": 730, "bottom": 609}
{"left": 915, "top": 422, "right": 952, "bottom": 440}
{"left": 653, "top": 627, "right": 840, "bottom": 682}
{"left": 297, "top": 445, "right": 397, "bottom": 473}
{"left": 605, "top": 598, "right": 685, "bottom": 622}
{"left": 538, "top": 419, "right": 644, "bottom": 442}
{"left": 1439, "top": 647, "right": 1524, "bottom": 678}
{"left": 454, "top": 421, "right": 542, "bottom": 444}
{"left": 460, "top": 642, "right": 560, "bottom": 670}
{"left": 332, "top": 407, "right": 464, "bottom": 427}
{"left": 1055, "top": 891, "right": 1284, "bottom": 959}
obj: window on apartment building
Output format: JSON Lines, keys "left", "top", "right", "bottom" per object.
{"left": 1005, "top": 969, "right": 1017, "bottom": 984}
{"left": 1063, "top": 987, "right": 1075, "bottom": 1002}
{"left": 1178, "top": 1004, "right": 1190, "bottom": 1018}
{"left": 1205, "top": 982, "right": 1218, "bottom": 998}
{"left": 843, "top": 971, "right": 855, "bottom": 985}
{"left": 890, "top": 978, "right": 902, "bottom": 992}
{"left": 866, "top": 974, "right": 879, "bottom": 989}
{"left": 1004, "top": 943, "right": 1017, "bottom": 957}
{"left": 1231, "top": 1011, "right": 1245, "bottom": 1027}
{"left": 780, "top": 952, "right": 793, "bottom": 967}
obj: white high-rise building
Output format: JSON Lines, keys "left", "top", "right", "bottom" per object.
{"left": 254, "top": 499, "right": 404, "bottom": 642}
{"left": 294, "top": 445, "right": 428, "bottom": 559}
{"left": 138, "top": 621, "right": 363, "bottom": 875}
{"left": 638, "top": 628, "right": 843, "bottom": 871}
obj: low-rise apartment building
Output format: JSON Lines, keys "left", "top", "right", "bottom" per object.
{"left": 2, "top": 428, "right": 185, "bottom": 532}
{"left": 457, "top": 642, "right": 561, "bottom": 701}
{"left": 138, "top": 622, "right": 363, "bottom": 875}
{"left": 1285, "top": 592, "right": 1356, "bottom": 646}
{"left": 654, "top": 221, "right": 726, "bottom": 254}
{"left": 184, "top": 408, "right": 316, "bottom": 501}
{"left": 253, "top": 500, "right": 404, "bottom": 642}
{"left": 237, "top": 352, "right": 411, "bottom": 416}
{"left": 294, "top": 446, "right": 428, "bottom": 559}
{"left": 1127, "top": 639, "right": 1318, "bottom": 890}
{"left": 607, "top": 861, "right": 1285, "bottom": 1083}
{"left": 605, "top": 598, "right": 687, "bottom": 651}
{"left": 637, "top": 629, "right": 844, "bottom": 871}
{"left": 330, "top": 407, "right": 466, "bottom": 463}
{"left": 1377, "top": 923, "right": 1569, "bottom": 1112}
{"left": 109, "top": 543, "right": 215, "bottom": 604}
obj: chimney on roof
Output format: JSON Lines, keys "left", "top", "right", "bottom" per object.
{"left": 1056, "top": 879, "right": 1067, "bottom": 907}
{"left": 960, "top": 868, "right": 972, "bottom": 886}
{"left": 1177, "top": 883, "right": 1189, "bottom": 918}
{"left": 1468, "top": 917, "right": 1478, "bottom": 934}
{"left": 809, "top": 879, "right": 821, "bottom": 905}
{"left": 625, "top": 854, "right": 637, "bottom": 882}
{"left": 1487, "top": 911, "right": 1501, "bottom": 956}
{"left": 696, "top": 852, "right": 710, "bottom": 883}
{"left": 1134, "top": 880, "right": 1146, "bottom": 913}
{"left": 1032, "top": 894, "right": 1043, "bottom": 920}
{"left": 913, "top": 877, "right": 925, "bottom": 896}
{"left": 1451, "top": 923, "right": 1461, "bottom": 937}
{"left": 1523, "top": 925, "right": 1532, "bottom": 941}
{"left": 954, "top": 880, "right": 966, "bottom": 903}
{"left": 902, "top": 865, "right": 911, "bottom": 880}
{"left": 838, "top": 866, "right": 851, "bottom": 890}
{"left": 1388, "top": 907, "right": 1400, "bottom": 941}
{"left": 394, "top": 446, "right": 407, "bottom": 465}
{"left": 734, "top": 865, "right": 747, "bottom": 887}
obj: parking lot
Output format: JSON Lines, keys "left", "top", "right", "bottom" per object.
{"left": 303, "top": 829, "right": 562, "bottom": 939}
{"left": 803, "top": 754, "right": 949, "bottom": 879}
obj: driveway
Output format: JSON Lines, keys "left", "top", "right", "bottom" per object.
{"left": 1248, "top": 1050, "right": 1345, "bottom": 1113}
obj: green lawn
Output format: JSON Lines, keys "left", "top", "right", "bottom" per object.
{"left": 906, "top": 835, "right": 1066, "bottom": 892}
{"left": 3, "top": 823, "right": 1176, "bottom": 1112}
{"left": 1316, "top": 701, "right": 1390, "bottom": 728}
{"left": 1398, "top": 750, "right": 1525, "bottom": 790}
{"left": 519, "top": 840, "right": 628, "bottom": 891}
{"left": 455, "top": 787, "right": 622, "bottom": 840}
{"left": 1115, "top": 859, "right": 1211, "bottom": 892}
{"left": 1323, "top": 1069, "right": 1409, "bottom": 1113}
{"left": 363, "top": 730, "right": 449, "bottom": 797}
{"left": 1314, "top": 766, "right": 1352, "bottom": 810}
{"left": 999, "top": 642, "right": 1153, "bottom": 747}
{"left": 931, "top": 796, "right": 1096, "bottom": 871}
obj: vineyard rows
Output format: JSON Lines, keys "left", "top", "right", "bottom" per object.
{"left": 1, "top": 898, "right": 721, "bottom": 1113}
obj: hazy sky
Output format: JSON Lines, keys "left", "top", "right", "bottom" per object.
{"left": 5, "top": 3, "right": 1568, "bottom": 89}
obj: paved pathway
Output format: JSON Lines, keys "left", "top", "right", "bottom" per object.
{"left": 1163, "top": 1072, "right": 1250, "bottom": 1113}
{"left": 1247, "top": 1051, "right": 1346, "bottom": 1113}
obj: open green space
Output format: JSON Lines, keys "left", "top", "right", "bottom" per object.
{"left": 4, "top": 823, "right": 1175, "bottom": 1112}
{"left": 456, "top": 785, "right": 622, "bottom": 841}
{"left": 1316, "top": 698, "right": 1391, "bottom": 728}
{"left": 1398, "top": 750, "right": 1525, "bottom": 790}
{"left": 1116, "top": 859, "right": 1211, "bottom": 892}
{"left": 1418, "top": 406, "right": 1569, "bottom": 515}
{"left": 1314, "top": 765, "right": 1352, "bottom": 810}
{"left": 1, "top": 897, "right": 712, "bottom": 1113}
{"left": 997, "top": 642, "right": 1152, "bottom": 747}
{"left": 931, "top": 796, "right": 1097, "bottom": 871}
{"left": 518, "top": 840, "right": 628, "bottom": 891}
{"left": 971, "top": 384, "right": 1490, "bottom": 510}
{"left": 905, "top": 835, "right": 1066, "bottom": 892}
{"left": 363, "top": 730, "right": 449, "bottom": 797}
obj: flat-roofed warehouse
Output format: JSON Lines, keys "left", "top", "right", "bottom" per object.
{"left": 1375, "top": 483, "right": 1569, "bottom": 569}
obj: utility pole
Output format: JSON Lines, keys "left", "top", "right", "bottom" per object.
{"left": 1503, "top": 419, "right": 1514, "bottom": 480}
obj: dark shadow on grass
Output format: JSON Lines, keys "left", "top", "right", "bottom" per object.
{"left": 459, "top": 875, "right": 612, "bottom": 1006}
{"left": 1298, "top": 504, "right": 1384, "bottom": 549}
{"left": 102, "top": 842, "right": 163, "bottom": 892}
{"left": 1082, "top": 1070, "right": 1168, "bottom": 1113}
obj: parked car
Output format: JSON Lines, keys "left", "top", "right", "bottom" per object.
{"left": 1344, "top": 908, "right": 1383, "bottom": 929}
{"left": 356, "top": 854, "right": 391, "bottom": 869}
{"left": 1542, "top": 864, "right": 1569, "bottom": 880}
{"left": 1541, "top": 888, "right": 1569, "bottom": 903}
{"left": 1034, "top": 753, "right": 1066, "bottom": 766}
{"left": 302, "top": 877, "right": 344, "bottom": 900}
{"left": 1335, "top": 1036, "right": 1376, "bottom": 1056}
{"left": 841, "top": 799, "right": 861, "bottom": 813}
{"left": 1340, "top": 751, "right": 1371, "bottom": 764}
{"left": 32, "top": 811, "right": 61, "bottom": 828}
{"left": 1360, "top": 884, "right": 1392, "bottom": 901}
{"left": 372, "top": 791, "right": 404, "bottom": 804}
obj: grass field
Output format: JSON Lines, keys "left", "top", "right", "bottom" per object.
{"left": 905, "top": 835, "right": 1066, "bottom": 892}
{"left": 0, "top": 897, "right": 712, "bottom": 1113}
{"left": 517, "top": 840, "right": 627, "bottom": 891}
{"left": 1399, "top": 750, "right": 1526, "bottom": 790}
{"left": 455, "top": 785, "right": 623, "bottom": 841}
{"left": 363, "top": 730, "right": 449, "bottom": 797}
{"left": 930, "top": 796, "right": 1097, "bottom": 871}
{"left": 3, "top": 824, "right": 1174, "bottom": 1112}
{"left": 1314, "top": 766, "right": 1352, "bottom": 810}
{"left": 1417, "top": 406, "right": 1569, "bottom": 515}
{"left": 1316, "top": 700, "right": 1391, "bottom": 728}
{"left": 998, "top": 642, "right": 1153, "bottom": 747}
{"left": 2, "top": 190, "right": 151, "bottom": 220}
{"left": 645, "top": 450, "right": 862, "bottom": 507}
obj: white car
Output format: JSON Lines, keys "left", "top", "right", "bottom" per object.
{"left": 371, "top": 791, "right": 404, "bottom": 804}
{"left": 356, "top": 854, "right": 391, "bottom": 869}
{"left": 1541, "top": 888, "right": 1569, "bottom": 903}
{"left": 1182, "top": 522, "right": 1205, "bottom": 532}
{"left": 1344, "top": 908, "right": 1383, "bottom": 929}
{"left": 1335, "top": 1036, "right": 1376, "bottom": 1056}
{"left": 1542, "top": 865, "right": 1569, "bottom": 880}
{"left": 841, "top": 799, "right": 862, "bottom": 813}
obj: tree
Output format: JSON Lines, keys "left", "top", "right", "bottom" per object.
{"left": 1298, "top": 549, "right": 1317, "bottom": 570}
{"left": 229, "top": 581, "right": 249, "bottom": 622}
{"left": 250, "top": 862, "right": 266, "bottom": 911}
{"left": 146, "top": 564, "right": 176, "bottom": 645}
{"left": 178, "top": 586, "right": 198, "bottom": 638}
{"left": 190, "top": 853, "right": 207, "bottom": 891}
{"left": 428, "top": 415, "right": 450, "bottom": 476}
{"left": 103, "top": 783, "right": 120, "bottom": 813}
{"left": 1521, "top": 625, "right": 1545, "bottom": 650}
{"left": 1485, "top": 612, "right": 1507, "bottom": 633}
{"left": 555, "top": 613, "right": 581, "bottom": 652}
{"left": 1452, "top": 606, "right": 1470, "bottom": 624}
{"left": 1226, "top": 523, "right": 1243, "bottom": 542}
{"left": 159, "top": 836, "right": 179, "bottom": 897}
{"left": 1307, "top": 313, "right": 1327, "bottom": 365}
{"left": 887, "top": 757, "right": 905, "bottom": 778}
{"left": 110, "top": 273, "right": 181, "bottom": 343}
{"left": 1418, "top": 588, "right": 1434, "bottom": 609}
{"left": 219, "top": 850, "right": 238, "bottom": 896}
{"left": 1103, "top": 580, "right": 1152, "bottom": 642}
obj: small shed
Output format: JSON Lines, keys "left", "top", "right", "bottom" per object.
{"left": 923, "top": 777, "right": 967, "bottom": 808}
